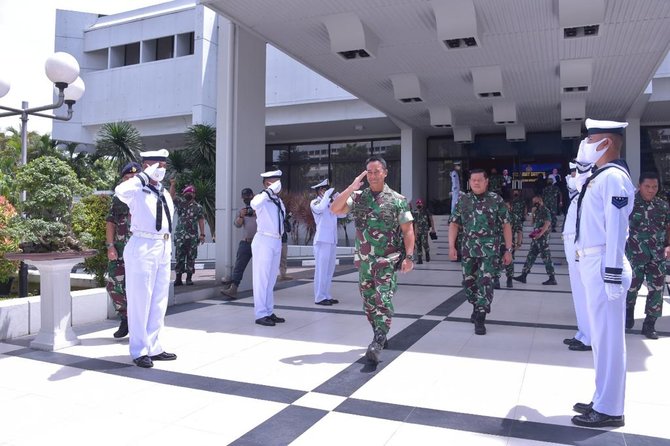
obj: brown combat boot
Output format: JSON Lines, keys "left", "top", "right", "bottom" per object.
{"left": 220, "top": 284, "right": 238, "bottom": 299}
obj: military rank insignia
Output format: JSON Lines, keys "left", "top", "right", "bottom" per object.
{"left": 612, "top": 196, "right": 628, "bottom": 209}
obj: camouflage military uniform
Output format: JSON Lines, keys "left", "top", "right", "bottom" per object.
{"left": 503, "top": 210, "right": 522, "bottom": 278}
{"left": 520, "top": 204, "right": 555, "bottom": 275}
{"left": 348, "top": 184, "right": 413, "bottom": 335}
{"left": 542, "top": 184, "right": 560, "bottom": 231}
{"left": 451, "top": 191, "right": 509, "bottom": 312}
{"left": 626, "top": 192, "right": 670, "bottom": 318}
{"left": 174, "top": 197, "right": 204, "bottom": 275}
{"left": 412, "top": 207, "right": 432, "bottom": 263}
{"left": 511, "top": 196, "right": 526, "bottom": 225}
{"left": 106, "top": 196, "right": 131, "bottom": 318}
{"left": 489, "top": 174, "right": 504, "bottom": 196}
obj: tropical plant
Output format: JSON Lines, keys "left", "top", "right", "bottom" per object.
{"left": 15, "top": 156, "right": 91, "bottom": 252}
{"left": 281, "top": 191, "right": 315, "bottom": 245}
{"left": 72, "top": 194, "right": 112, "bottom": 286}
{"left": 0, "top": 196, "right": 21, "bottom": 283}
{"left": 94, "top": 121, "right": 142, "bottom": 171}
{"left": 168, "top": 124, "right": 217, "bottom": 238}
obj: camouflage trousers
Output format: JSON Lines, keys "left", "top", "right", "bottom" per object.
{"left": 106, "top": 259, "right": 127, "bottom": 318}
{"left": 493, "top": 244, "right": 515, "bottom": 279}
{"left": 549, "top": 209, "right": 558, "bottom": 230}
{"left": 415, "top": 230, "right": 430, "bottom": 260}
{"left": 359, "top": 259, "right": 398, "bottom": 335}
{"left": 521, "top": 236, "right": 555, "bottom": 275}
{"left": 462, "top": 255, "right": 495, "bottom": 312}
{"left": 175, "top": 237, "right": 198, "bottom": 275}
{"left": 626, "top": 257, "right": 665, "bottom": 317}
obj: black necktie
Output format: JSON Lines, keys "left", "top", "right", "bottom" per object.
{"left": 148, "top": 185, "right": 172, "bottom": 232}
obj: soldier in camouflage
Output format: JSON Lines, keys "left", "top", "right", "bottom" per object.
{"left": 511, "top": 189, "right": 526, "bottom": 227}
{"left": 170, "top": 181, "right": 206, "bottom": 286}
{"left": 488, "top": 167, "right": 504, "bottom": 196}
{"left": 412, "top": 198, "right": 435, "bottom": 264}
{"left": 498, "top": 199, "right": 523, "bottom": 288}
{"left": 625, "top": 171, "right": 670, "bottom": 339}
{"left": 331, "top": 155, "right": 415, "bottom": 364}
{"left": 449, "top": 169, "right": 513, "bottom": 335}
{"left": 542, "top": 178, "right": 561, "bottom": 232}
{"left": 105, "top": 162, "right": 141, "bottom": 339}
{"left": 514, "top": 195, "right": 557, "bottom": 285}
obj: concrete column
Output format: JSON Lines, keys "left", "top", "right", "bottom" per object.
{"left": 215, "top": 20, "right": 266, "bottom": 288}
{"left": 400, "top": 127, "right": 427, "bottom": 202}
{"left": 625, "top": 118, "right": 641, "bottom": 186}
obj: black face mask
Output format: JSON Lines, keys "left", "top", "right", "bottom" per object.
{"left": 243, "top": 198, "right": 252, "bottom": 205}
{"left": 184, "top": 194, "right": 194, "bottom": 201}
{"left": 533, "top": 203, "right": 540, "bottom": 208}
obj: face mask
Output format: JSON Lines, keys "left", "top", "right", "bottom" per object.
{"left": 151, "top": 167, "right": 166, "bottom": 182}
{"left": 243, "top": 198, "right": 251, "bottom": 205}
{"left": 533, "top": 203, "right": 540, "bottom": 208}
{"left": 268, "top": 180, "right": 282, "bottom": 194}
{"left": 576, "top": 137, "right": 609, "bottom": 165}
{"left": 184, "top": 194, "right": 194, "bottom": 201}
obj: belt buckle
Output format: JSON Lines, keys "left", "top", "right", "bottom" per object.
{"left": 163, "top": 233, "right": 170, "bottom": 240}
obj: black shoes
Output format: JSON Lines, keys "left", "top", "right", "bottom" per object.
{"left": 150, "top": 352, "right": 177, "bottom": 361}
{"left": 572, "top": 409, "right": 625, "bottom": 428}
{"left": 569, "top": 341, "right": 592, "bottom": 351}
{"left": 365, "top": 330, "right": 387, "bottom": 364}
{"left": 269, "top": 313, "right": 285, "bottom": 323}
{"left": 133, "top": 355, "right": 154, "bottom": 368}
{"left": 185, "top": 274, "right": 194, "bottom": 286}
{"left": 474, "top": 312, "right": 486, "bottom": 335}
{"left": 563, "top": 337, "right": 578, "bottom": 346}
{"left": 316, "top": 300, "right": 332, "bottom": 306}
{"left": 506, "top": 277, "right": 513, "bottom": 288}
{"left": 113, "top": 319, "right": 128, "bottom": 338}
{"left": 425, "top": 253, "right": 430, "bottom": 262}
{"left": 174, "top": 275, "right": 183, "bottom": 286}
{"left": 255, "top": 316, "right": 275, "bottom": 326}
{"left": 493, "top": 278, "right": 500, "bottom": 289}
{"left": 513, "top": 274, "right": 527, "bottom": 284}
{"left": 542, "top": 275, "right": 557, "bottom": 285}
{"left": 625, "top": 305, "right": 635, "bottom": 330}
{"left": 327, "top": 299, "right": 339, "bottom": 304}
{"left": 417, "top": 257, "right": 423, "bottom": 264}
{"left": 572, "top": 401, "right": 593, "bottom": 415}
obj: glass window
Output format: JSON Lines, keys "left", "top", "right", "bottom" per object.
{"left": 372, "top": 139, "right": 400, "bottom": 160}
{"left": 156, "top": 36, "right": 174, "bottom": 60}
{"left": 124, "top": 42, "right": 140, "bottom": 66}
{"left": 266, "top": 145, "right": 289, "bottom": 164}
{"left": 331, "top": 141, "right": 370, "bottom": 162}
{"left": 427, "top": 138, "right": 465, "bottom": 158}
{"left": 292, "top": 143, "right": 328, "bottom": 164}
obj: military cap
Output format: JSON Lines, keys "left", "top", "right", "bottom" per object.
{"left": 585, "top": 118, "right": 628, "bottom": 136}
{"left": 121, "top": 162, "right": 142, "bottom": 176}
{"left": 311, "top": 179, "right": 329, "bottom": 189}
{"left": 140, "top": 149, "right": 169, "bottom": 161}
{"left": 260, "top": 169, "right": 282, "bottom": 179}
{"left": 182, "top": 185, "right": 196, "bottom": 195}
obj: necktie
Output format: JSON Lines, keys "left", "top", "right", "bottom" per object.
{"left": 148, "top": 185, "right": 172, "bottom": 232}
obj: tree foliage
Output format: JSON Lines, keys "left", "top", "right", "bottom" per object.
{"left": 72, "top": 194, "right": 112, "bottom": 286}
{"left": 0, "top": 196, "right": 21, "bottom": 282}
{"left": 95, "top": 121, "right": 142, "bottom": 171}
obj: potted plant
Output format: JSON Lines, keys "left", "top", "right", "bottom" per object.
{"left": 0, "top": 195, "right": 21, "bottom": 295}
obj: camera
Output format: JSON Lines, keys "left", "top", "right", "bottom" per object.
{"left": 244, "top": 206, "right": 254, "bottom": 217}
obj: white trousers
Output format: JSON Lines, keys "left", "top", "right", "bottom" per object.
{"left": 563, "top": 236, "right": 590, "bottom": 346}
{"left": 577, "top": 254, "right": 631, "bottom": 416}
{"left": 252, "top": 234, "right": 282, "bottom": 320}
{"left": 314, "top": 241, "right": 337, "bottom": 302}
{"left": 123, "top": 236, "right": 172, "bottom": 359}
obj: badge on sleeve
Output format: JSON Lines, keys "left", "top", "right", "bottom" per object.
{"left": 611, "top": 196, "right": 628, "bottom": 209}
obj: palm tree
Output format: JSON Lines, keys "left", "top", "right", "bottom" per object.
{"left": 184, "top": 123, "right": 216, "bottom": 165}
{"left": 94, "top": 121, "right": 142, "bottom": 170}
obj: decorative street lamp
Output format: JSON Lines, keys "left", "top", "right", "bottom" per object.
{"left": 0, "top": 52, "right": 86, "bottom": 297}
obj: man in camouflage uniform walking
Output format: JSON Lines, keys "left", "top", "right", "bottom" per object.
{"left": 412, "top": 198, "right": 435, "bottom": 264}
{"left": 497, "top": 199, "right": 523, "bottom": 288}
{"left": 105, "top": 162, "right": 141, "bottom": 338}
{"left": 625, "top": 172, "right": 670, "bottom": 339}
{"left": 331, "top": 155, "right": 415, "bottom": 364}
{"left": 542, "top": 178, "right": 561, "bottom": 232}
{"left": 514, "top": 195, "right": 557, "bottom": 285}
{"left": 449, "top": 169, "right": 513, "bottom": 335}
{"left": 170, "top": 181, "right": 206, "bottom": 286}
{"left": 489, "top": 167, "right": 504, "bottom": 197}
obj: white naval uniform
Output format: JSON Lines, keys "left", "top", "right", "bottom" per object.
{"left": 250, "top": 189, "right": 285, "bottom": 320}
{"left": 311, "top": 189, "right": 346, "bottom": 303}
{"left": 450, "top": 169, "right": 461, "bottom": 214}
{"left": 115, "top": 172, "right": 174, "bottom": 360}
{"left": 575, "top": 161, "right": 635, "bottom": 416}
{"left": 562, "top": 178, "right": 590, "bottom": 347}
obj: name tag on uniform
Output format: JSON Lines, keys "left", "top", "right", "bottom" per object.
{"left": 612, "top": 196, "right": 628, "bottom": 209}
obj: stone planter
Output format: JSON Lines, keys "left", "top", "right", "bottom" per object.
{"left": 5, "top": 250, "right": 96, "bottom": 351}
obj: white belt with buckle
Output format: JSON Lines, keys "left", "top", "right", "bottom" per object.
{"left": 133, "top": 231, "right": 171, "bottom": 240}
{"left": 563, "top": 233, "right": 575, "bottom": 241}
{"left": 575, "top": 245, "right": 605, "bottom": 258}
{"left": 257, "top": 231, "right": 281, "bottom": 240}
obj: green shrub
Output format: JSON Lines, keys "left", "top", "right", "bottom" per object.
{"left": 72, "top": 194, "right": 112, "bottom": 286}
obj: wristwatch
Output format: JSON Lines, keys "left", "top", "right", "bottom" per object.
{"left": 405, "top": 253, "right": 417, "bottom": 263}
{"left": 506, "top": 247, "right": 514, "bottom": 253}
{"left": 106, "top": 242, "right": 115, "bottom": 248}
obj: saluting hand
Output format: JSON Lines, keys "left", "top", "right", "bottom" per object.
{"left": 350, "top": 170, "right": 367, "bottom": 192}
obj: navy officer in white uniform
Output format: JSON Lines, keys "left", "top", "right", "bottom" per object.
{"left": 571, "top": 119, "right": 635, "bottom": 427}
{"left": 115, "top": 149, "right": 177, "bottom": 368}
{"left": 310, "top": 179, "right": 346, "bottom": 306}
{"left": 251, "top": 169, "right": 287, "bottom": 326}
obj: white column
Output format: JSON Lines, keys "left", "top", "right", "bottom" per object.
{"left": 625, "top": 118, "right": 641, "bottom": 186}
{"left": 215, "top": 20, "right": 266, "bottom": 288}
{"left": 400, "top": 127, "right": 427, "bottom": 201}
{"left": 27, "top": 257, "right": 83, "bottom": 351}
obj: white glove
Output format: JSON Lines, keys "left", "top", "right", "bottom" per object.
{"left": 324, "top": 187, "right": 335, "bottom": 198}
{"left": 143, "top": 162, "right": 158, "bottom": 178}
{"left": 605, "top": 283, "right": 624, "bottom": 301}
{"left": 268, "top": 180, "right": 282, "bottom": 194}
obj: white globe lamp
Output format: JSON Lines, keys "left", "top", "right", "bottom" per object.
{"left": 64, "top": 77, "right": 85, "bottom": 103}
{"left": 44, "top": 52, "right": 80, "bottom": 85}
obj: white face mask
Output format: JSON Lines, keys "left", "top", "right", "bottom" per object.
{"left": 268, "top": 180, "right": 281, "bottom": 194}
{"left": 151, "top": 167, "right": 166, "bottom": 182}
{"left": 566, "top": 176, "right": 577, "bottom": 191}
{"left": 576, "top": 137, "right": 609, "bottom": 165}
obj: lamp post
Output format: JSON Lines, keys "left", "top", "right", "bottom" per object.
{"left": 0, "top": 52, "right": 85, "bottom": 297}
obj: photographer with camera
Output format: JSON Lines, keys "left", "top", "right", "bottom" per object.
{"left": 221, "top": 188, "right": 257, "bottom": 299}
{"left": 513, "top": 195, "right": 557, "bottom": 285}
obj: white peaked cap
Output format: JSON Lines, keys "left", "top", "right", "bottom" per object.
{"left": 569, "top": 162, "right": 577, "bottom": 169}
{"left": 140, "top": 149, "right": 169, "bottom": 160}
{"left": 311, "top": 179, "right": 329, "bottom": 189}
{"left": 260, "top": 169, "right": 282, "bottom": 178}
{"left": 585, "top": 118, "right": 628, "bottom": 135}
